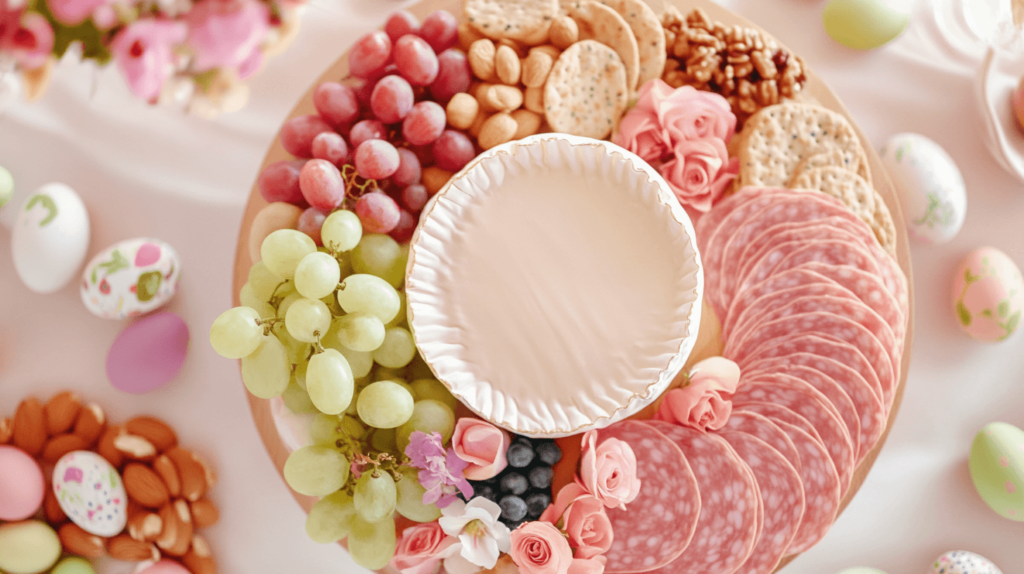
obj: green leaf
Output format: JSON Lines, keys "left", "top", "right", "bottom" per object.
{"left": 33, "top": 0, "right": 113, "bottom": 65}
{"left": 957, "top": 301, "right": 972, "bottom": 326}
{"left": 998, "top": 300, "right": 1010, "bottom": 318}
{"left": 1007, "top": 310, "right": 1021, "bottom": 337}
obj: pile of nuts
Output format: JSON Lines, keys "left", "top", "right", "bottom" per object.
{"left": 660, "top": 7, "right": 807, "bottom": 125}
{"left": 1, "top": 392, "right": 219, "bottom": 573}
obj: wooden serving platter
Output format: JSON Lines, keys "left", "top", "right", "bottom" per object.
{"left": 231, "top": 0, "right": 915, "bottom": 570}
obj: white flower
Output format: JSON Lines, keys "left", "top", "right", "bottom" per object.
{"left": 438, "top": 498, "right": 511, "bottom": 572}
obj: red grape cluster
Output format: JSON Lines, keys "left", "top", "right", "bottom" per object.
{"left": 256, "top": 9, "right": 475, "bottom": 245}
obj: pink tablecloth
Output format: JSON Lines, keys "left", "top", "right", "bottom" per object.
{"left": 1, "top": 0, "right": 1023, "bottom": 572}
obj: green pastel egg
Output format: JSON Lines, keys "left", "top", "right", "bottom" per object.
{"left": 823, "top": 0, "right": 909, "bottom": 50}
{"left": 969, "top": 421, "right": 1024, "bottom": 521}
{"left": 51, "top": 558, "right": 96, "bottom": 574}
{"left": 0, "top": 520, "right": 61, "bottom": 574}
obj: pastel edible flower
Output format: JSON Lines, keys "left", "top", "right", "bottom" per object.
{"left": 390, "top": 521, "right": 457, "bottom": 574}
{"left": 3, "top": 12, "right": 54, "bottom": 70}
{"left": 185, "top": 0, "right": 268, "bottom": 72}
{"left": 438, "top": 498, "right": 512, "bottom": 573}
{"left": 46, "top": 0, "right": 104, "bottom": 26}
{"left": 568, "top": 556, "right": 607, "bottom": 574}
{"left": 655, "top": 356, "right": 741, "bottom": 432}
{"left": 540, "top": 483, "right": 613, "bottom": 559}
{"left": 110, "top": 19, "right": 187, "bottom": 102}
{"left": 577, "top": 431, "right": 641, "bottom": 511}
{"left": 509, "top": 520, "right": 575, "bottom": 574}
{"left": 405, "top": 431, "right": 473, "bottom": 509}
{"left": 657, "top": 84, "right": 736, "bottom": 142}
{"left": 612, "top": 80, "right": 676, "bottom": 162}
{"left": 452, "top": 417, "right": 510, "bottom": 481}
{"left": 660, "top": 138, "right": 738, "bottom": 214}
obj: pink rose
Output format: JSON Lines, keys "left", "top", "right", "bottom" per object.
{"left": 452, "top": 418, "right": 510, "bottom": 481}
{"left": 656, "top": 357, "right": 740, "bottom": 432}
{"left": 2, "top": 12, "right": 54, "bottom": 70}
{"left": 46, "top": 0, "right": 105, "bottom": 26}
{"left": 510, "top": 521, "right": 574, "bottom": 574}
{"left": 577, "top": 431, "right": 641, "bottom": 510}
{"left": 658, "top": 84, "right": 736, "bottom": 143}
{"left": 659, "top": 138, "right": 738, "bottom": 213}
{"left": 568, "top": 556, "right": 607, "bottom": 574}
{"left": 563, "top": 495, "right": 612, "bottom": 559}
{"left": 539, "top": 482, "right": 585, "bottom": 525}
{"left": 110, "top": 20, "right": 187, "bottom": 102}
{"left": 391, "top": 522, "right": 456, "bottom": 574}
{"left": 612, "top": 79, "right": 675, "bottom": 162}
{"left": 186, "top": 0, "right": 269, "bottom": 72}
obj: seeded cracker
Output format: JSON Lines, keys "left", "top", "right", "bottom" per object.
{"left": 787, "top": 147, "right": 872, "bottom": 187}
{"left": 593, "top": 0, "right": 665, "bottom": 89}
{"left": 791, "top": 167, "right": 896, "bottom": 256}
{"left": 571, "top": 1, "right": 640, "bottom": 92}
{"left": 544, "top": 40, "right": 628, "bottom": 139}
{"left": 464, "top": 0, "right": 559, "bottom": 43}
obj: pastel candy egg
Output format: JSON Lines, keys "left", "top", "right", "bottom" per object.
{"left": 51, "top": 557, "right": 96, "bottom": 574}
{"left": 53, "top": 450, "right": 128, "bottom": 537}
{"left": 930, "top": 550, "right": 1002, "bottom": 574}
{"left": 970, "top": 422, "right": 1024, "bottom": 521}
{"left": 0, "top": 520, "right": 62, "bottom": 574}
{"left": 11, "top": 182, "right": 91, "bottom": 294}
{"left": 0, "top": 445, "right": 45, "bottom": 520}
{"left": 952, "top": 247, "right": 1023, "bottom": 342}
{"left": 137, "top": 560, "right": 192, "bottom": 574}
{"left": 0, "top": 166, "right": 13, "bottom": 209}
{"left": 81, "top": 237, "right": 180, "bottom": 320}
{"left": 107, "top": 312, "right": 190, "bottom": 394}
{"left": 881, "top": 133, "right": 966, "bottom": 244}
{"left": 823, "top": 0, "right": 910, "bottom": 50}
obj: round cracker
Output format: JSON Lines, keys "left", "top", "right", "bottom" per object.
{"left": 872, "top": 198, "right": 898, "bottom": 257}
{"left": 791, "top": 166, "right": 876, "bottom": 221}
{"left": 571, "top": 1, "right": 640, "bottom": 92}
{"left": 465, "top": 0, "right": 559, "bottom": 43}
{"left": 593, "top": 0, "right": 665, "bottom": 89}
{"left": 544, "top": 40, "right": 628, "bottom": 139}
{"left": 786, "top": 147, "right": 872, "bottom": 187}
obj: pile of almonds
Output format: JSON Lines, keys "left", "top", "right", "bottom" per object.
{"left": 1, "top": 392, "right": 219, "bottom": 574}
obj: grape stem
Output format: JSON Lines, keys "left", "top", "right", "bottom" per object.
{"left": 256, "top": 317, "right": 283, "bottom": 336}
{"left": 312, "top": 331, "right": 325, "bottom": 354}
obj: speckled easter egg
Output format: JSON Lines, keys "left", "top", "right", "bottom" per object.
{"left": 930, "top": 550, "right": 1002, "bottom": 574}
{"left": 881, "top": 133, "right": 966, "bottom": 244}
{"left": 81, "top": 238, "right": 180, "bottom": 320}
{"left": 11, "top": 182, "right": 91, "bottom": 294}
{"left": 53, "top": 450, "right": 128, "bottom": 537}
{"left": 970, "top": 422, "right": 1024, "bottom": 521}
{"left": 0, "top": 520, "right": 62, "bottom": 574}
{"left": 952, "top": 247, "right": 1023, "bottom": 342}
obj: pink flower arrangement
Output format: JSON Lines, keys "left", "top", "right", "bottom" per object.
{"left": 655, "top": 356, "right": 741, "bottom": 432}
{"left": 452, "top": 417, "right": 510, "bottom": 481}
{"left": 110, "top": 20, "right": 188, "bottom": 102}
{"left": 509, "top": 521, "right": 575, "bottom": 574}
{"left": 405, "top": 430, "right": 474, "bottom": 508}
{"left": 613, "top": 79, "right": 739, "bottom": 213}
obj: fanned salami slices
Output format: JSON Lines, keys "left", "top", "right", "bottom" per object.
{"left": 723, "top": 411, "right": 802, "bottom": 473}
{"left": 599, "top": 420, "right": 701, "bottom": 573}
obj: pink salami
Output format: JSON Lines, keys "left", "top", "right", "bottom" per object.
{"left": 726, "top": 280, "right": 863, "bottom": 342}
{"left": 736, "top": 403, "right": 822, "bottom": 446}
{"left": 721, "top": 432, "right": 805, "bottom": 574}
{"left": 599, "top": 420, "right": 701, "bottom": 573}
{"left": 736, "top": 239, "right": 882, "bottom": 303}
{"left": 723, "top": 411, "right": 802, "bottom": 473}
{"left": 770, "top": 420, "right": 841, "bottom": 553}
{"left": 644, "top": 420, "right": 760, "bottom": 574}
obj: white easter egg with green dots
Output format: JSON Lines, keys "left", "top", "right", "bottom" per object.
{"left": 970, "top": 422, "right": 1024, "bottom": 521}
{"left": 881, "top": 133, "right": 965, "bottom": 244}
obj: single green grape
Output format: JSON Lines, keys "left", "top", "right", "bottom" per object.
{"left": 373, "top": 327, "right": 416, "bottom": 368}
{"left": 396, "top": 399, "right": 456, "bottom": 453}
{"left": 336, "top": 274, "right": 401, "bottom": 323}
{"left": 322, "top": 210, "right": 363, "bottom": 253}
{"left": 395, "top": 466, "right": 441, "bottom": 522}
{"left": 354, "top": 471, "right": 397, "bottom": 524}
{"left": 306, "top": 490, "right": 357, "bottom": 544}
{"left": 348, "top": 515, "right": 397, "bottom": 570}
{"left": 352, "top": 234, "right": 405, "bottom": 288}
{"left": 249, "top": 261, "right": 284, "bottom": 301}
{"left": 306, "top": 349, "right": 355, "bottom": 415}
{"left": 241, "top": 333, "right": 291, "bottom": 399}
{"left": 282, "top": 380, "right": 317, "bottom": 414}
{"left": 334, "top": 312, "right": 386, "bottom": 352}
{"left": 276, "top": 327, "right": 309, "bottom": 366}
{"left": 262, "top": 229, "right": 317, "bottom": 280}
{"left": 341, "top": 415, "right": 367, "bottom": 440}
{"left": 295, "top": 252, "right": 342, "bottom": 300}
{"left": 378, "top": 378, "right": 415, "bottom": 400}
{"left": 386, "top": 290, "right": 407, "bottom": 328}
{"left": 309, "top": 414, "right": 345, "bottom": 446}
{"left": 276, "top": 292, "right": 303, "bottom": 318}
{"left": 357, "top": 381, "right": 415, "bottom": 429}
{"left": 370, "top": 427, "right": 396, "bottom": 453}
{"left": 337, "top": 346, "right": 374, "bottom": 379}
{"left": 210, "top": 307, "right": 263, "bottom": 359}
{"left": 285, "top": 298, "right": 332, "bottom": 343}
{"left": 283, "top": 445, "right": 349, "bottom": 496}
{"left": 410, "top": 379, "right": 458, "bottom": 410}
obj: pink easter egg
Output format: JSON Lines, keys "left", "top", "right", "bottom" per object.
{"left": 107, "top": 312, "right": 189, "bottom": 393}
{"left": 138, "top": 560, "right": 192, "bottom": 574}
{"left": 0, "top": 445, "right": 45, "bottom": 520}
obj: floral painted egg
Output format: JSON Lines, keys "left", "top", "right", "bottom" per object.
{"left": 881, "top": 133, "right": 966, "bottom": 244}
{"left": 52, "top": 451, "right": 128, "bottom": 537}
{"left": 11, "top": 182, "right": 91, "bottom": 294}
{"left": 969, "top": 422, "right": 1024, "bottom": 521}
{"left": 81, "top": 238, "right": 180, "bottom": 320}
{"left": 930, "top": 550, "right": 1002, "bottom": 574}
{"left": 952, "top": 247, "right": 1023, "bottom": 342}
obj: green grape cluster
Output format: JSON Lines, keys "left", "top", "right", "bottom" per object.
{"left": 209, "top": 209, "right": 461, "bottom": 569}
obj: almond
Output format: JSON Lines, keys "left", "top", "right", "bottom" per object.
{"left": 107, "top": 534, "right": 160, "bottom": 562}
{"left": 158, "top": 499, "right": 193, "bottom": 557}
{"left": 58, "top": 523, "right": 105, "bottom": 559}
{"left": 495, "top": 45, "right": 522, "bottom": 85}
{"left": 97, "top": 425, "right": 124, "bottom": 468}
{"left": 44, "top": 391, "right": 82, "bottom": 435}
{"left": 114, "top": 433, "right": 158, "bottom": 462}
{"left": 468, "top": 39, "right": 496, "bottom": 81}
{"left": 422, "top": 167, "right": 453, "bottom": 196}
{"left": 13, "top": 397, "right": 48, "bottom": 456}
{"left": 153, "top": 454, "right": 182, "bottom": 497}
{"left": 73, "top": 402, "right": 106, "bottom": 446}
{"left": 183, "top": 536, "right": 217, "bottom": 574}
{"left": 41, "top": 433, "right": 88, "bottom": 464}
{"left": 44, "top": 487, "right": 67, "bottom": 525}
{"left": 128, "top": 508, "right": 163, "bottom": 542}
{"left": 0, "top": 417, "right": 12, "bottom": 444}
{"left": 166, "top": 447, "right": 208, "bottom": 502}
{"left": 124, "top": 462, "right": 170, "bottom": 508}
{"left": 190, "top": 498, "right": 220, "bottom": 529}
{"left": 125, "top": 416, "right": 178, "bottom": 452}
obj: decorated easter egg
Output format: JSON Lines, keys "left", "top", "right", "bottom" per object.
{"left": 970, "top": 422, "right": 1024, "bottom": 521}
{"left": 51, "top": 557, "right": 97, "bottom": 574}
{"left": 0, "top": 445, "right": 45, "bottom": 521}
{"left": 11, "top": 182, "right": 90, "bottom": 293}
{"left": 880, "top": 133, "right": 966, "bottom": 244}
{"left": 0, "top": 166, "right": 13, "bottom": 209}
{"left": 53, "top": 450, "right": 128, "bottom": 537}
{"left": 952, "top": 247, "right": 1023, "bottom": 342}
{"left": 137, "top": 560, "right": 193, "bottom": 574}
{"left": 0, "top": 520, "right": 62, "bottom": 574}
{"left": 107, "top": 312, "right": 190, "bottom": 394}
{"left": 823, "top": 0, "right": 909, "bottom": 50}
{"left": 930, "top": 550, "right": 1002, "bottom": 574}
{"left": 81, "top": 237, "right": 180, "bottom": 320}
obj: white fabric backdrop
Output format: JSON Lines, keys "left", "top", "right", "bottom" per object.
{"left": 1, "top": 0, "right": 1023, "bottom": 572}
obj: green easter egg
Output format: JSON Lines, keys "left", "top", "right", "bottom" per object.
{"left": 823, "top": 0, "right": 910, "bottom": 50}
{"left": 51, "top": 558, "right": 96, "bottom": 574}
{"left": 0, "top": 166, "right": 12, "bottom": 209}
{"left": 0, "top": 520, "right": 61, "bottom": 574}
{"left": 969, "top": 421, "right": 1024, "bottom": 521}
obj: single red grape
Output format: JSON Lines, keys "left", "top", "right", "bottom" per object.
{"left": 281, "top": 115, "right": 334, "bottom": 158}
{"left": 355, "top": 191, "right": 402, "bottom": 234}
{"left": 391, "top": 148, "right": 422, "bottom": 188}
{"left": 349, "top": 119, "right": 387, "bottom": 149}
{"left": 370, "top": 75, "right": 415, "bottom": 124}
{"left": 385, "top": 10, "right": 420, "bottom": 42}
{"left": 299, "top": 159, "right": 346, "bottom": 211}
{"left": 388, "top": 209, "right": 418, "bottom": 244}
{"left": 418, "top": 10, "right": 458, "bottom": 53}
{"left": 258, "top": 160, "right": 307, "bottom": 205}
{"left": 313, "top": 82, "right": 359, "bottom": 128}
{"left": 354, "top": 140, "right": 401, "bottom": 180}
{"left": 402, "top": 101, "right": 446, "bottom": 146}
{"left": 298, "top": 207, "right": 329, "bottom": 245}
{"left": 400, "top": 184, "right": 429, "bottom": 213}
{"left": 429, "top": 49, "right": 471, "bottom": 103}
{"left": 432, "top": 130, "right": 476, "bottom": 171}
{"left": 393, "top": 35, "right": 439, "bottom": 86}
{"left": 311, "top": 132, "right": 349, "bottom": 167}
{"left": 349, "top": 30, "right": 392, "bottom": 79}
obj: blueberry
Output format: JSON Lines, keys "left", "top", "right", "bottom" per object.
{"left": 500, "top": 472, "right": 529, "bottom": 495}
{"left": 529, "top": 466, "right": 553, "bottom": 489}
{"left": 525, "top": 492, "right": 551, "bottom": 518}
{"left": 536, "top": 442, "right": 562, "bottom": 465}
{"left": 512, "top": 435, "right": 533, "bottom": 448}
{"left": 506, "top": 443, "right": 535, "bottom": 468}
{"left": 476, "top": 485, "right": 499, "bottom": 502}
{"left": 499, "top": 495, "right": 528, "bottom": 522}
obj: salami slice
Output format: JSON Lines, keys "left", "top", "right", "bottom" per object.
{"left": 771, "top": 420, "right": 841, "bottom": 553}
{"left": 726, "top": 281, "right": 862, "bottom": 343}
{"left": 737, "top": 240, "right": 882, "bottom": 303}
{"left": 723, "top": 411, "right": 802, "bottom": 474}
{"left": 643, "top": 420, "right": 760, "bottom": 574}
{"left": 721, "top": 432, "right": 805, "bottom": 574}
{"left": 599, "top": 420, "right": 701, "bottom": 573}
{"left": 735, "top": 403, "right": 822, "bottom": 446}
